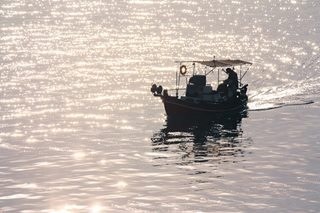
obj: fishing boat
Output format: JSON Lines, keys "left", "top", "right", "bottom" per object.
{"left": 151, "top": 59, "right": 252, "bottom": 117}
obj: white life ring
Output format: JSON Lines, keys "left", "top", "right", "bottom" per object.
{"left": 180, "top": 65, "right": 187, "bottom": 75}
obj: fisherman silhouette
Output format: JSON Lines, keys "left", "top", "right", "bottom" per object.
{"left": 225, "top": 68, "right": 238, "bottom": 85}
{"left": 217, "top": 68, "right": 238, "bottom": 98}
{"left": 225, "top": 68, "right": 238, "bottom": 97}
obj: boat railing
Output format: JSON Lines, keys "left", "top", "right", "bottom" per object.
{"left": 166, "top": 88, "right": 186, "bottom": 97}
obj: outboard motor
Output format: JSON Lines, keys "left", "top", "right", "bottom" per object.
{"left": 240, "top": 84, "right": 248, "bottom": 94}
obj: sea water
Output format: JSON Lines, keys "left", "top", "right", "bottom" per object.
{"left": 0, "top": 0, "right": 319, "bottom": 212}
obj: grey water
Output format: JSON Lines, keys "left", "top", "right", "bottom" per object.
{"left": 1, "top": 0, "right": 320, "bottom": 212}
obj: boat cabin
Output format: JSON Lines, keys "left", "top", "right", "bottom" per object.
{"left": 185, "top": 74, "right": 240, "bottom": 104}
{"left": 186, "top": 75, "right": 206, "bottom": 97}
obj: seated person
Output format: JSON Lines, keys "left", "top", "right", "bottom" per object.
{"left": 225, "top": 68, "right": 238, "bottom": 89}
{"left": 217, "top": 68, "right": 239, "bottom": 98}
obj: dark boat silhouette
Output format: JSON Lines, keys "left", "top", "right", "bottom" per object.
{"left": 151, "top": 59, "right": 252, "bottom": 116}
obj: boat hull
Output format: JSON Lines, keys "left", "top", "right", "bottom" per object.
{"left": 161, "top": 95, "right": 247, "bottom": 117}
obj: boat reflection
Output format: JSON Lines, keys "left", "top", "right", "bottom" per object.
{"left": 151, "top": 112, "right": 250, "bottom": 163}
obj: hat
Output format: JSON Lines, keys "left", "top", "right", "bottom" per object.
{"left": 226, "top": 68, "right": 232, "bottom": 73}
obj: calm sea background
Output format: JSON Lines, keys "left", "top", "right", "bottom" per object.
{"left": 1, "top": 0, "right": 320, "bottom": 212}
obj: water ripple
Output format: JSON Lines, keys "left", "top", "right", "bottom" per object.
{"left": 0, "top": 0, "right": 320, "bottom": 212}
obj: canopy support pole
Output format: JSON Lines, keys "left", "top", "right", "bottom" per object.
{"left": 240, "top": 65, "right": 242, "bottom": 87}
{"left": 176, "top": 64, "right": 179, "bottom": 97}
{"left": 193, "top": 63, "right": 195, "bottom": 75}
{"left": 239, "top": 65, "right": 251, "bottom": 84}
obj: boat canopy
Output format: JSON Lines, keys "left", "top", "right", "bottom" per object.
{"left": 176, "top": 59, "right": 252, "bottom": 67}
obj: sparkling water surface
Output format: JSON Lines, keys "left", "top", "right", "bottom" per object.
{"left": 1, "top": 0, "right": 320, "bottom": 212}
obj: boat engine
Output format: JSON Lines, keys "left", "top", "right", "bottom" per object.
{"left": 240, "top": 84, "right": 248, "bottom": 94}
